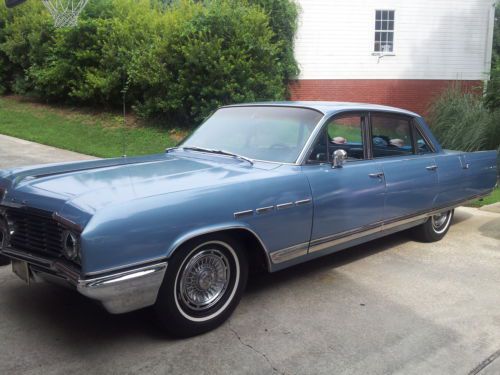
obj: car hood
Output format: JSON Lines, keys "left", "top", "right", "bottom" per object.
{"left": 0, "top": 152, "right": 277, "bottom": 227}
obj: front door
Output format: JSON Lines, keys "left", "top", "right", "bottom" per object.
{"left": 303, "top": 113, "right": 386, "bottom": 254}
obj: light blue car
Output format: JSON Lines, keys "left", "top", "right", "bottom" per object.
{"left": 0, "top": 102, "right": 497, "bottom": 337}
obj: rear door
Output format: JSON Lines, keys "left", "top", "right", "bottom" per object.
{"left": 370, "top": 112, "right": 439, "bottom": 220}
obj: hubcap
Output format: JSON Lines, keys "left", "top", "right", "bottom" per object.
{"left": 432, "top": 212, "right": 449, "bottom": 231}
{"left": 179, "top": 249, "right": 230, "bottom": 311}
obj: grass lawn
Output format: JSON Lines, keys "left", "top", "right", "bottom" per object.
{"left": 468, "top": 187, "right": 500, "bottom": 207}
{"left": 0, "top": 96, "right": 183, "bottom": 158}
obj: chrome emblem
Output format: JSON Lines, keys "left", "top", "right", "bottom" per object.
{"left": 62, "top": 230, "right": 79, "bottom": 260}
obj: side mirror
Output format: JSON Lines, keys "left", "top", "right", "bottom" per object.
{"left": 332, "top": 149, "right": 347, "bottom": 168}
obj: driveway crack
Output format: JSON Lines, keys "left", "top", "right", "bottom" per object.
{"left": 228, "top": 323, "right": 283, "bottom": 375}
{"left": 468, "top": 348, "right": 500, "bottom": 375}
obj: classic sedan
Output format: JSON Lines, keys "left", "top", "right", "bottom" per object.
{"left": 0, "top": 102, "right": 497, "bottom": 337}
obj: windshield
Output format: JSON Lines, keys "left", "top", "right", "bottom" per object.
{"left": 181, "top": 106, "right": 323, "bottom": 163}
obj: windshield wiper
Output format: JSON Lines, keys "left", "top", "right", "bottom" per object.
{"left": 181, "top": 146, "right": 254, "bottom": 165}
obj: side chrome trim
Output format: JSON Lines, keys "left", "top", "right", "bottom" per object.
{"left": 295, "top": 198, "right": 312, "bottom": 206}
{"left": 234, "top": 210, "right": 253, "bottom": 219}
{"left": 83, "top": 255, "right": 168, "bottom": 277}
{"left": 168, "top": 225, "right": 273, "bottom": 272}
{"left": 309, "top": 191, "right": 493, "bottom": 254}
{"left": 256, "top": 206, "right": 274, "bottom": 214}
{"left": 270, "top": 242, "right": 309, "bottom": 264}
{"left": 276, "top": 202, "right": 294, "bottom": 210}
{"left": 310, "top": 224, "right": 382, "bottom": 253}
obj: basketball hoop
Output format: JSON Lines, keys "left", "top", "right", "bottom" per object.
{"left": 42, "top": 0, "right": 89, "bottom": 28}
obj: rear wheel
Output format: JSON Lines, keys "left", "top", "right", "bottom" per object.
{"left": 155, "top": 234, "right": 248, "bottom": 337}
{"left": 412, "top": 209, "right": 454, "bottom": 242}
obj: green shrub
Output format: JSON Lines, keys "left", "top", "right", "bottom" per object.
{"left": 428, "top": 85, "right": 500, "bottom": 152}
{"left": 0, "top": 1, "right": 53, "bottom": 95}
{"left": 0, "top": 0, "right": 299, "bottom": 126}
{"left": 131, "top": 0, "right": 286, "bottom": 123}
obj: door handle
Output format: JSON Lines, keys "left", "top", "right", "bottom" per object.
{"left": 462, "top": 163, "right": 470, "bottom": 170}
{"left": 426, "top": 165, "right": 438, "bottom": 171}
{"left": 369, "top": 172, "right": 384, "bottom": 179}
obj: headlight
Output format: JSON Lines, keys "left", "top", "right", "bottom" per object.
{"left": 62, "top": 230, "right": 80, "bottom": 261}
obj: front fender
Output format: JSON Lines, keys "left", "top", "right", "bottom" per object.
{"left": 80, "top": 165, "right": 312, "bottom": 276}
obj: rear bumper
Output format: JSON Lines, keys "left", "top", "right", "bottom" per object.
{"left": 0, "top": 247, "right": 167, "bottom": 314}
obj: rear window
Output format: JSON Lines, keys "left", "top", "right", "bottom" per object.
{"left": 371, "top": 114, "right": 414, "bottom": 158}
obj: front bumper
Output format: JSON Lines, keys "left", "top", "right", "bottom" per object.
{"left": 1, "top": 247, "right": 167, "bottom": 314}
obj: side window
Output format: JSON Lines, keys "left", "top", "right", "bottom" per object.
{"left": 308, "top": 114, "right": 365, "bottom": 163}
{"left": 371, "top": 114, "right": 413, "bottom": 158}
{"left": 415, "top": 127, "right": 433, "bottom": 154}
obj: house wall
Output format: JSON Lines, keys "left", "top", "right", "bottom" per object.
{"left": 289, "top": 79, "right": 482, "bottom": 116}
{"left": 291, "top": 0, "right": 495, "bottom": 115}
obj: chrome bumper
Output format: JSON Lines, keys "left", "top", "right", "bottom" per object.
{"left": 1, "top": 248, "right": 167, "bottom": 314}
{"left": 76, "top": 263, "right": 167, "bottom": 314}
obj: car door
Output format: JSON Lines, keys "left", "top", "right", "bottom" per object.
{"left": 302, "top": 113, "right": 386, "bottom": 254}
{"left": 370, "top": 112, "right": 439, "bottom": 221}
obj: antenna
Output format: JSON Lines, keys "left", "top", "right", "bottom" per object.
{"left": 121, "top": 77, "right": 129, "bottom": 158}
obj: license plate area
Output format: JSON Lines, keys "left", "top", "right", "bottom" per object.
{"left": 12, "top": 259, "right": 31, "bottom": 285}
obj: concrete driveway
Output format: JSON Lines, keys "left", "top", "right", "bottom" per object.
{"left": 0, "top": 135, "right": 499, "bottom": 375}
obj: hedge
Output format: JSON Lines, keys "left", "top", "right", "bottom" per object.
{"left": 0, "top": 0, "right": 299, "bottom": 126}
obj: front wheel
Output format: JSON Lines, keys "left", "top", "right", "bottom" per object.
{"left": 411, "top": 209, "right": 454, "bottom": 242}
{"left": 155, "top": 234, "right": 248, "bottom": 337}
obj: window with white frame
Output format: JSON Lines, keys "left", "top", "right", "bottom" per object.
{"left": 374, "top": 10, "right": 395, "bottom": 53}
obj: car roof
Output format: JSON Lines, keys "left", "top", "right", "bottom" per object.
{"left": 223, "top": 101, "right": 421, "bottom": 118}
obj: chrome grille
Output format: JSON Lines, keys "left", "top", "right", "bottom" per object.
{"left": 5, "top": 207, "right": 63, "bottom": 258}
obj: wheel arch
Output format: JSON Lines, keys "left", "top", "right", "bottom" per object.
{"left": 166, "top": 225, "right": 271, "bottom": 272}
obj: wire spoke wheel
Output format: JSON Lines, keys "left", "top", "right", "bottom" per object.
{"left": 431, "top": 211, "right": 451, "bottom": 233}
{"left": 179, "top": 249, "right": 230, "bottom": 311}
{"left": 155, "top": 235, "right": 248, "bottom": 337}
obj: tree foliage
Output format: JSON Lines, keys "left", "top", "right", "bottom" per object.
{"left": 0, "top": 0, "right": 299, "bottom": 126}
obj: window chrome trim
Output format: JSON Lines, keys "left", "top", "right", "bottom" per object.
{"left": 298, "top": 111, "right": 369, "bottom": 165}
{"left": 296, "top": 115, "right": 330, "bottom": 165}
{"left": 413, "top": 119, "right": 437, "bottom": 154}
